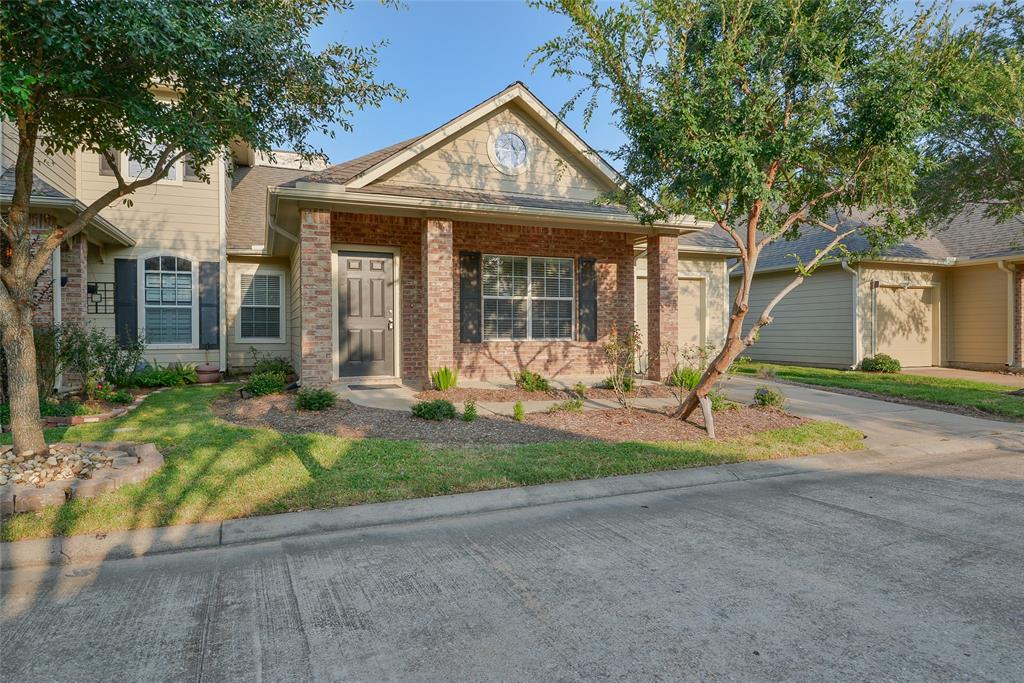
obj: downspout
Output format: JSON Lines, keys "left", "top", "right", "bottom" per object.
{"left": 841, "top": 259, "right": 861, "bottom": 368}
{"left": 997, "top": 260, "right": 1016, "bottom": 367}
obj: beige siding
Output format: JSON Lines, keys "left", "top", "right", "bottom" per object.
{"left": 2, "top": 120, "right": 77, "bottom": 197}
{"left": 948, "top": 263, "right": 1009, "bottom": 367}
{"left": 858, "top": 264, "right": 944, "bottom": 366}
{"left": 735, "top": 266, "right": 856, "bottom": 367}
{"left": 374, "top": 104, "right": 610, "bottom": 201}
{"left": 225, "top": 258, "right": 291, "bottom": 369}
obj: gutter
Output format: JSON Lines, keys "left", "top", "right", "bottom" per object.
{"left": 0, "top": 193, "right": 135, "bottom": 247}
{"left": 997, "top": 260, "right": 1016, "bottom": 366}
{"left": 841, "top": 259, "right": 862, "bottom": 368}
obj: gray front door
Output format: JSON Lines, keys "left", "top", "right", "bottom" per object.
{"left": 339, "top": 251, "right": 395, "bottom": 377}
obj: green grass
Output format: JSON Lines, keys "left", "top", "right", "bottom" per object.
{"left": 0, "top": 386, "right": 863, "bottom": 541}
{"left": 735, "top": 362, "right": 1024, "bottom": 420}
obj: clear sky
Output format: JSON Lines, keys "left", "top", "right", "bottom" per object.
{"left": 306, "top": 0, "right": 622, "bottom": 165}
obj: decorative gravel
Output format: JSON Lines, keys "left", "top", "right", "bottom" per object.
{"left": 213, "top": 393, "right": 804, "bottom": 445}
{"left": 0, "top": 443, "right": 123, "bottom": 487}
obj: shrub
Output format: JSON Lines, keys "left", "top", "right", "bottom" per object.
{"left": 411, "top": 399, "right": 456, "bottom": 420}
{"left": 602, "top": 374, "right": 636, "bottom": 392}
{"left": 296, "top": 387, "right": 337, "bottom": 411}
{"left": 430, "top": 366, "right": 458, "bottom": 391}
{"left": 753, "top": 385, "right": 786, "bottom": 409}
{"left": 602, "top": 323, "right": 643, "bottom": 409}
{"left": 547, "top": 398, "right": 583, "bottom": 414}
{"left": 668, "top": 366, "right": 702, "bottom": 391}
{"left": 245, "top": 371, "right": 286, "bottom": 397}
{"left": 515, "top": 370, "right": 549, "bottom": 392}
{"left": 127, "top": 362, "right": 198, "bottom": 388}
{"left": 709, "top": 388, "right": 738, "bottom": 412}
{"left": 249, "top": 347, "right": 294, "bottom": 376}
{"left": 572, "top": 382, "right": 589, "bottom": 398}
{"left": 860, "top": 353, "right": 901, "bottom": 373}
{"left": 462, "top": 398, "right": 477, "bottom": 422}
{"left": 93, "top": 385, "right": 133, "bottom": 405}
{"left": 512, "top": 400, "right": 525, "bottom": 422}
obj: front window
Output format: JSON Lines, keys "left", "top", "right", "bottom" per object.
{"left": 239, "top": 273, "right": 283, "bottom": 340}
{"left": 482, "top": 255, "right": 574, "bottom": 340}
{"left": 144, "top": 256, "right": 193, "bottom": 344}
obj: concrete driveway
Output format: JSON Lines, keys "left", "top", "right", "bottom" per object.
{"left": 3, "top": 443, "right": 1023, "bottom": 681}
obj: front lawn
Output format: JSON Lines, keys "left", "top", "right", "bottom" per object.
{"left": 0, "top": 386, "right": 863, "bottom": 542}
{"left": 734, "top": 363, "right": 1024, "bottom": 420}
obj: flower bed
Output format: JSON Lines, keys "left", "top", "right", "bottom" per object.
{"left": 0, "top": 442, "right": 163, "bottom": 514}
{"left": 1, "top": 389, "right": 161, "bottom": 431}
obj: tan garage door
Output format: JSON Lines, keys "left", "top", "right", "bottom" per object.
{"left": 876, "top": 286, "right": 935, "bottom": 367}
{"left": 635, "top": 277, "right": 706, "bottom": 372}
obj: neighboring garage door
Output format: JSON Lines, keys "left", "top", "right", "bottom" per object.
{"left": 875, "top": 285, "right": 935, "bottom": 367}
{"left": 635, "top": 276, "right": 706, "bottom": 372}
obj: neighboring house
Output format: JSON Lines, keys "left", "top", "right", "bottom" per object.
{"left": 3, "top": 82, "right": 737, "bottom": 387}
{"left": 732, "top": 211, "right": 1024, "bottom": 370}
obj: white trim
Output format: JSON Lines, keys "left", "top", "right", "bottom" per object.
{"left": 997, "top": 260, "right": 1016, "bottom": 366}
{"left": 331, "top": 244, "right": 402, "bottom": 381}
{"left": 121, "top": 145, "right": 183, "bottom": 186}
{"left": 841, "top": 259, "right": 862, "bottom": 368}
{"left": 480, "top": 254, "right": 575, "bottom": 342}
{"left": 487, "top": 128, "right": 530, "bottom": 176}
{"left": 235, "top": 269, "right": 286, "bottom": 344}
{"left": 217, "top": 157, "right": 228, "bottom": 370}
{"left": 136, "top": 250, "right": 200, "bottom": 349}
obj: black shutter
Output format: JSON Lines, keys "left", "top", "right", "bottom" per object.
{"left": 198, "top": 261, "right": 220, "bottom": 349}
{"left": 577, "top": 257, "right": 597, "bottom": 342}
{"left": 113, "top": 258, "right": 138, "bottom": 347}
{"left": 459, "top": 251, "right": 482, "bottom": 343}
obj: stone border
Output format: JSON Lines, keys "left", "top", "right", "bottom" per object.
{"left": 1, "top": 388, "right": 164, "bottom": 431}
{"left": 0, "top": 443, "right": 163, "bottom": 515}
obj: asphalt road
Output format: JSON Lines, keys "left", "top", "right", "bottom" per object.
{"left": 2, "top": 445, "right": 1023, "bottom": 682}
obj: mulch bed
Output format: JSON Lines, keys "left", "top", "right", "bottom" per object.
{"left": 212, "top": 393, "right": 804, "bottom": 445}
{"left": 415, "top": 384, "right": 674, "bottom": 403}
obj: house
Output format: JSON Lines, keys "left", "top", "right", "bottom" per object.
{"left": 2, "top": 82, "right": 737, "bottom": 388}
{"left": 733, "top": 212, "right": 1024, "bottom": 370}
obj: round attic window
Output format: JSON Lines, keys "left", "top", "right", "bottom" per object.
{"left": 490, "top": 130, "right": 528, "bottom": 175}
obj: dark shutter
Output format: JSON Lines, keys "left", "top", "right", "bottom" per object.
{"left": 113, "top": 258, "right": 138, "bottom": 347}
{"left": 459, "top": 251, "right": 482, "bottom": 343}
{"left": 99, "top": 150, "right": 116, "bottom": 176}
{"left": 198, "top": 261, "right": 220, "bottom": 349}
{"left": 577, "top": 257, "right": 597, "bottom": 342}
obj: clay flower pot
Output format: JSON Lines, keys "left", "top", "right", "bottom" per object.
{"left": 196, "top": 364, "right": 221, "bottom": 384}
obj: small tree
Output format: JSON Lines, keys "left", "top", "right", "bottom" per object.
{"left": 602, "top": 323, "right": 643, "bottom": 410}
{"left": 532, "top": 0, "right": 958, "bottom": 419}
{"left": 0, "top": 0, "right": 403, "bottom": 454}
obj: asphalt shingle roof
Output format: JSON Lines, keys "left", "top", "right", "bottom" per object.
{"left": 227, "top": 164, "right": 310, "bottom": 250}
{"left": 0, "top": 167, "right": 70, "bottom": 199}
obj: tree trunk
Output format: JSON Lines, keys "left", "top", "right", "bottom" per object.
{"left": 2, "top": 307, "right": 47, "bottom": 455}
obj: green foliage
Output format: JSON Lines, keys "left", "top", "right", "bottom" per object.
{"left": 601, "top": 322, "right": 643, "bottom": 409}
{"left": 602, "top": 374, "right": 635, "bottom": 392}
{"left": 512, "top": 400, "right": 526, "bottom": 422}
{"left": 1, "top": 399, "right": 100, "bottom": 425}
{"left": 709, "top": 389, "right": 737, "bottom": 412}
{"left": 249, "top": 348, "right": 294, "bottom": 376}
{"left": 430, "top": 366, "right": 459, "bottom": 391}
{"left": 462, "top": 398, "right": 477, "bottom": 422}
{"left": 668, "top": 366, "right": 702, "bottom": 392}
{"left": 860, "top": 354, "right": 902, "bottom": 373}
{"left": 515, "top": 370, "right": 550, "bottom": 392}
{"left": 93, "top": 385, "right": 134, "bottom": 405}
{"left": 572, "top": 382, "right": 589, "bottom": 398}
{"left": 245, "top": 372, "right": 286, "bottom": 397}
{"left": 295, "top": 387, "right": 337, "bottom": 411}
{"left": 753, "top": 386, "right": 786, "bottom": 409}
{"left": 411, "top": 399, "right": 456, "bottom": 421}
{"left": 547, "top": 398, "right": 584, "bottom": 414}
{"left": 128, "top": 362, "right": 198, "bottom": 388}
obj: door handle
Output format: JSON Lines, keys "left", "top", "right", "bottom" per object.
{"left": 387, "top": 318, "right": 394, "bottom": 330}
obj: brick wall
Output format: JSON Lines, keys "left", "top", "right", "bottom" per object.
{"left": 298, "top": 208, "right": 333, "bottom": 385}
{"left": 423, "top": 219, "right": 454, "bottom": 373}
{"left": 60, "top": 234, "right": 87, "bottom": 327}
{"left": 28, "top": 214, "right": 58, "bottom": 327}
{"left": 645, "top": 233, "right": 679, "bottom": 380}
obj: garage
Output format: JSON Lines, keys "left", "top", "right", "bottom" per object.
{"left": 635, "top": 276, "right": 707, "bottom": 371}
{"left": 874, "top": 284, "right": 936, "bottom": 367}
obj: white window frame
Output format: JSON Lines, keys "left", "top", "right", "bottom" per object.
{"left": 236, "top": 269, "right": 286, "bottom": 343}
{"left": 481, "top": 254, "right": 575, "bottom": 342}
{"left": 121, "top": 142, "right": 183, "bottom": 186}
{"left": 137, "top": 253, "right": 199, "bottom": 349}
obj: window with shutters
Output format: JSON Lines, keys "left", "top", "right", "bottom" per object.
{"left": 482, "top": 255, "right": 574, "bottom": 340}
{"left": 238, "top": 272, "right": 284, "bottom": 340}
{"left": 124, "top": 141, "right": 181, "bottom": 184}
{"left": 142, "top": 256, "right": 194, "bottom": 345}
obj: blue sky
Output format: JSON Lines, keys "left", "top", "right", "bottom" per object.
{"left": 307, "top": 0, "right": 621, "bottom": 164}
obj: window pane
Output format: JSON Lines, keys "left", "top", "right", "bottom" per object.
{"left": 161, "top": 255, "right": 176, "bottom": 271}
{"left": 176, "top": 257, "right": 190, "bottom": 271}
{"left": 145, "top": 308, "right": 191, "bottom": 344}
{"left": 530, "top": 297, "right": 573, "bottom": 339}
{"left": 240, "top": 307, "right": 280, "bottom": 339}
{"left": 145, "top": 257, "right": 160, "bottom": 271}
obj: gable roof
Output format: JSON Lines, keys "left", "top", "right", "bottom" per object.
{"left": 745, "top": 205, "right": 1024, "bottom": 273}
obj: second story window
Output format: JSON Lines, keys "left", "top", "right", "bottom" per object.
{"left": 126, "top": 142, "right": 180, "bottom": 182}
{"left": 143, "top": 256, "right": 193, "bottom": 345}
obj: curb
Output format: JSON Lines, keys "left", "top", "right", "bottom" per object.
{"left": 4, "top": 433, "right": 1019, "bottom": 571}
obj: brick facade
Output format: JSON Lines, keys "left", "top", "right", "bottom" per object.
{"left": 29, "top": 214, "right": 58, "bottom": 327}
{"left": 60, "top": 234, "right": 87, "bottom": 327}
{"left": 298, "top": 208, "right": 333, "bottom": 385}
{"left": 423, "top": 218, "right": 454, "bottom": 373}
{"left": 645, "top": 233, "right": 679, "bottom": 380}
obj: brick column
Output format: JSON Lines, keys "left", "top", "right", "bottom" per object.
{"left": 61, "top": 234, "right": 87, "bottom": 327}
{"left": 29, "top": 214, "right": 58, "bottom": 327}
{"left": 646, "top": 233, "right": 678, "bottom": 380}
{"left": 422, "top": 218, "right": 454, "bottom": 380}
{"left": 299, "top": 208, "right": 333, "bottom": 385}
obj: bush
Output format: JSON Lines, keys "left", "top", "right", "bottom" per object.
{"left": 547, "top": 398, "right": 583, "bottom": 414}
{"left": 431, "top": 366, "right": 458, "bottom": 391}
{"left": 411, "top": 399, "right": 456, "bottom": 420}
{"left": 709, "top": 388, "right": 738, "bottom": 412}
{"left": 249, "top": 347, "right": 294, "bottom": 376}
{"left": 128, "top": 362, "right": 198, "bottom": 388}
{"left": 602, "top": 323, "right": 643, "bottom": 409}
{"left": 462, "top": 398, "right": 477, "bottom": 422}
{"left": 512, "top": 400, "right": 525, "bottom": 422}
{"left": 515, "top": 370, "right": 550, "bottom": 392}
{"left": 753, "top": 385, "right": 786, "bottom": 409}
{"left": 860, "top": 353, "right": 901, "bottom": 373}
{"left": 572, "top": 382, "right": 589, "bottom": 398}
{"left": 93, "top": 385, "right": 133, "bottom": 405}
{"left": 245, "top": 371, "right": 286, "bottom": 397}
{"left": 295, "top": 387, "right": 337, "bottom": 411}
{"left": 602, "top": 374, "right": 636, "bottom": 392}
{"left": 668, "top": 366, "right": 702, "bottom": 391}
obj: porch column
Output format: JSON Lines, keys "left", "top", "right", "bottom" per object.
{"left": 299, "top": 208, "right": 333, "bottom": 385}
{"left": 646, "top": 232, "right": 678, "bottom": 380}
{"left": 61, "top": 234, "right": 87, "bottom": 327}
{"left": 422, "top": 218, "right": 454, "bottom": 380}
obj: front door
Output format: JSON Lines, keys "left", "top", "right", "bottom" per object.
{"left": 339, "top": 251, "right": 395, "bottom": 377}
